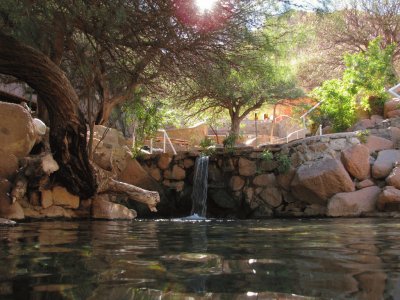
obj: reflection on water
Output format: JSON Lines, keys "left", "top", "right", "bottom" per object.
{"left": 1, "top": 219, "right": 400, "bottom": 299}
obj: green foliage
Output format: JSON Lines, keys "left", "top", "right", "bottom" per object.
{"left": 356, "top": 130, "right": 370, "bottom": 144}
{"left": 223, "top": 133, "right": 238, "bottom": 153}
{"left": 199, "top": 137, "right": 216, "bottom": 157}
{"left": 312, "top": 79, "right": 356, "bottom": 132}
{"left": 312, "top": 38, "right": 397, "bottom": 132}
{"left": 276, "top": 153, "right": 291, "bottom": 174}
{"left": 261, "top": 149, "right": 274, "bottom": 161}
{"left": 122, "top": 89, "right": 180, "bottom": 151}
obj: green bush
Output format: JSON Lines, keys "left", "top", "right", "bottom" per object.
{"left": 276, "top": 153, "right": 291, "bottom": 174}
{"left": 311, "top": 38, "right": 396, "bottom": 132}
{"left": 261, "top": 149, "right": 274, "bottom": 161}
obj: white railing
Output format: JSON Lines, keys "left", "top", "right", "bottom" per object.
{"left": 270, "top": 127, "right": 308, "bottom": 144}
{"left": 300, "top": 100, "right": 324, "bottom": 127}
{"left": 150, "top": 130, "right": 177, "bottom": 155}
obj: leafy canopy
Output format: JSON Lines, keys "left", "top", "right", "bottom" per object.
{"left": 312, "top": 38, "right": 396, "bottom": 132}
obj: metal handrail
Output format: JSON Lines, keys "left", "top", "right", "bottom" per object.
{"left": 271, "top": 127, "right": 307, "bottom": 144}
{"left": 150, "top": 129, "right": 177, "bottom": 154}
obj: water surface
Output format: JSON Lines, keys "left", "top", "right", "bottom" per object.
{"left": 1, "top": 218, "right": 400, "bottom": 299}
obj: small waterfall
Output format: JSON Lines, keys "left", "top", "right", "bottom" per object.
{"left": 190, "top": 156, "right": 209, "bottom": 218}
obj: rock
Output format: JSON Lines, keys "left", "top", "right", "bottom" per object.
{"left": 390, "top": 127, "right": 400, "bottom": 148}
{"left": 93, "top": 125, "right": 126, "bottom": 147}
{"left": 29, "top": 191, "right": 40, "bottom": 206}
{"left": 260, "top": 160, "right": 278, "bottom": 172}
{"left": 371, "top": 115, "right": 384, "bottom": 124}
{"left": 92, "top": 138, "right": 130, "bottom": 175}
{"left": 291, "top": 158, "right": 355, "bottom": 205}
{"left": 41, "top": 189, "right": 53, "bottom": 208}
{"left": 377, "top": 186, "right": 400, "bottom": 211}
{"left": 164, "top": 165, "right": 185, "bottom": 180}
{"left": 387, "top": 110, "right": 400, "bottom": 118}
{"left": 0, "top": 102, "right": 36, "bottom": 158}
{"left": 52, "top": 186, "right": 80, "bottom": 209}
{"left": 386, "top": 166, "right": 400, "bottom": 189}
{"left": 356, "top": 179, "right": 375, "bottom": 189}
{"left": 157, "top": 154, "right": 172, "bottom": 170}
{"left": 148, "top": 167, "right": 162, "bottom": 181}
{"left": 0, "top": 218, "right": 16, "bottom": 225}
{"left": 40, "top": 205, "right": 71, "bottom": 218}
{"left": 327, "top": 186, "right": 381, "bottom": 217}
{"left": 119, "top": 159, "right": 162, "bottom": 191}
{"left": 183, "top": 158, "right": 194, "bottom": 169}
{"left": 209, "top": 189, "right": 237, "bottom": 209}
{"left": 259, "top": 187, "right": 282, "bottom": 208}
{"left": 304, "top": 204, "right": 326, "bottom": 216}
{"left": 351, "top": 119, "right": 375, "bottom": 131}
{"left": 0, "top": 178, "right": 11, "bottom": 195}
{"left": 384, "top": 98, "right": 400, "bottom": 118}
{"left": 208, "top": 164, "right": 223, "bottom": 183}
{"left": 162, "top": 180, "right": 185, "bottom": 192}
{"left": 243, "top": 187, "right": 254, "bottom": 204}
{"left": 341, "top": 144, "right": 370, "bottom": 180}
{"left": 92, "top": 196, "right": 136, "bottom": 220}
{"left": 276, "top": 167, "right": 296, "bottom": 191}
{"left": 365, "top": 135, "right": 394, "bottom": 153}
{"left": 0, "top": 194, "right": 24, "bottom": 220}
{"left": 238, "top": 158, "right": 256, "bottom": 176}
{"left": 0, "top": 151, "right": 18, "bottom": 180}
{"left": 372, "top": 150, "right": 400, "bottom": 179}
{"left": 253, "top": 174, "right": 276, "bottom": 187}
{"left": 230, "top": 176, "right": 245, "bottom": 191}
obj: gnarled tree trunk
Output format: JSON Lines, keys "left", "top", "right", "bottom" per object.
{"left": 0, "top": 33, "right": 96, "bottom": 199}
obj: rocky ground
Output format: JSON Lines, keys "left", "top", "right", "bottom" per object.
{"left": 3, "top": 98, "right": 400, "bottom": 222}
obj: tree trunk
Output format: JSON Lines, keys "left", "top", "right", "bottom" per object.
{"left": 0, "top": 33, "right": 96, "bottom": 199}
{"left": 230, "top": 114, "right": 242, "bottom": 136}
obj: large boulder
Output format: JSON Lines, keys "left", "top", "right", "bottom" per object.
{"left": 0, "top": 102, "right": 36, "bottom": 158}
{"left": 291, "top": 158, "right": 355, "bottom": 205}
{"left": 119, "top": 159, "right": 162, "bottom": 192}
{"left": 372, "top": 150, "right": 400, "bottom": 179}
{"left": 327, "top": 186, "right": 380, "bottom": 217}
{"left": 92, "top": 196, "right": 137, "bottom": 220}
{"left": 365, "top": 135, "right": 394, "bottom": 153}
{"left": 341, "top": 144, "right": 370, "bottom": 180}
{"left": 377, "top": 186, "right": 400, "bottom": 211}
{"left": 91, "top": 125, "right": 131, "bottom": 175}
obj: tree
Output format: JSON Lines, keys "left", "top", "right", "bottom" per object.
{"left": 175, "top": 33, "right": 301, "bottom": 136}
{"left": 312, "top": 38, "right": 397, "bottom": 132}
{"left": 298, "top": 0, "right": 400, "bottom": 89}
{"left": 0, "top": 33, "right": 96, "bottom": 198}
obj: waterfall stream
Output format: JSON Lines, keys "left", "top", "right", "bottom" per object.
{"left": 189, "top": 156, "right": 209, "bottom": 218}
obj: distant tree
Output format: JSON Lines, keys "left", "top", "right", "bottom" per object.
{"left": 175, "top": 36, "right": 301, "bottom": 135}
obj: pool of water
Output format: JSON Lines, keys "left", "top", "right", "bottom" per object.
{"left": 1, "top": 218, "right": 400, "bottom": 299}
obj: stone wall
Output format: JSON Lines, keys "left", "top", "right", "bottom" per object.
{"left": 136, "top": 130, "right": 400, "bottom": 218}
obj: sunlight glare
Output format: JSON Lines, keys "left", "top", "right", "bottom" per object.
{"left": 195, "top": 0, "right": 217, "bottom": 13}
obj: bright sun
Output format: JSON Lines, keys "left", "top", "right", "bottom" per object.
{"left": 195, "top": 0, "right": 217, "bottom": 13}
